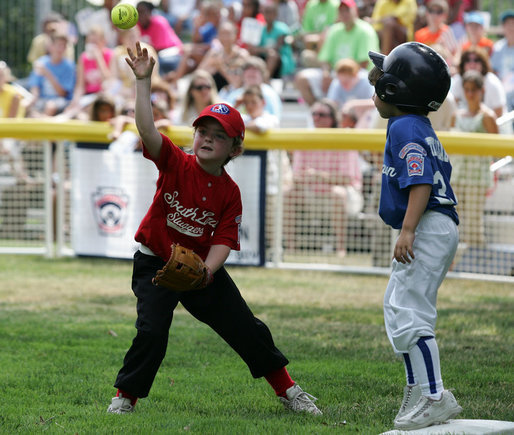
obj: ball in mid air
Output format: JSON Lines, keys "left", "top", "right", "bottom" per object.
{"left": 111, "top": 3, "right": 139, "bottom": 30}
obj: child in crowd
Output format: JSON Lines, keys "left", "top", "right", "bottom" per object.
{"left": 326, "top": 58, "right": 374, "bottom": 110}
{"left": 246, "top": 1, "right": 296, "bottom": 79}
{"left": 106, "top": 41, "right": 321, "bottom": 417}
{"left": 62, "top": 25, "right": 113, "bottom": 119}
{"left": 240, "top": 85, "right": 293, "bottom": 257}
{"left": 27, "top": 33, "right": 75, "bottom": 117}
{"left": 461, "top": 11, "right": 493, "bottom": 56}
{"left": 90, "top": 94, "right": 116, "bottom": 122}
{"left": 241, "top": 85, "right": 279, "bottom": 133}
{"left": 450, "top": 69, "right": 497, "bottom": 252}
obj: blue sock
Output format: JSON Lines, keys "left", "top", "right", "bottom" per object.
{"left": 408, "top": 336, "right": 443, "bottom": 399}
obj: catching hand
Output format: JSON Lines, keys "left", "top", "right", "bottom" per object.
{"left": 152, "top": 244, "right": 214, "bottom": 291}
{"left": 125, "top": 41, "right": 156, "bottom": 80}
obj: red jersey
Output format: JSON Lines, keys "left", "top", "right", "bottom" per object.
{"left": 135, "top": 134, "right": 242, "bottom": 261}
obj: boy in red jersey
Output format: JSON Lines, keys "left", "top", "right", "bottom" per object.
{"left": 106, "top": 42, "right": 321, "bottom": 416}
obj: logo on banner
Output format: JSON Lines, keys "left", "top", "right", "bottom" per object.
{"left": 92, "top": 187, "right": 129, "bottom": 235}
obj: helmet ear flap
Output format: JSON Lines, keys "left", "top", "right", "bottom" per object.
{"left": 385, "top": 83, "right": 397, "bottom": 96}
{"left": 375, "top": 74, "right": 403, "bottom": 103}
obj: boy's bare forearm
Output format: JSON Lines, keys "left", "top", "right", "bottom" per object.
{"left": 402, "top": 184, "right": 431, "bottom": 232}
{"left": 204, "top": 244, "right": 231, "bottom": 273}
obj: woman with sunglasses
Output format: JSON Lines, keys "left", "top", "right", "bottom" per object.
{"left": 450, "top": 46, "right": 508, "bottom": 121}
{"left": 179, "top": 69, "right": 219, "bottom": 125}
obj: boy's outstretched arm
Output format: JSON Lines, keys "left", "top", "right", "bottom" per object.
{"left": 126, "top": 42, "right": 162, "bottom": 159}
{"left": 394, "top": 184, "right": 431, "bottom": 264}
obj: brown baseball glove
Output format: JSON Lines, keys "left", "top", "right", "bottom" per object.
{"left": 152, "top": 244, "right": 213, "bottom": 291}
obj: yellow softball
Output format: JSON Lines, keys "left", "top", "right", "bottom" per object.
{"left": 111, "top": 3, "right": 139, "bottom": 30}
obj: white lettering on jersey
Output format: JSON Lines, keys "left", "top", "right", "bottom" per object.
{"left": 196, "top": 211, "right": 218, "bottom": 226}
{"left": 425, "top": 136, "right": 449, "bottom": 162}
{"left": 382, "top": 164, "right": 397, "bottom": 177}
{"left": 399, "top": 143, "right": 427, "bottom": 158}
{"left": 164, "top": 191, "right": 218, "bottom": 237}
{"left": 166, "top": 213, "right": 204, "bottom": 236}
{"left": 433, "top": 170, "right": 456, "bottom": 205}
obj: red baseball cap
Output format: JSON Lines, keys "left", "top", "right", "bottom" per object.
{"left": 193, "top": 103, "right": 245, "bottom": 140}
{"left": 339, "top": 0, "right": 356, "bottom": 8}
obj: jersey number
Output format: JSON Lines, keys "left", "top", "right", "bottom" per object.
{"left": 433, "top": 170, "right": 446, "bottom": 196}
{"left": 433, "top": 170, "right": 455, "bottom": 205}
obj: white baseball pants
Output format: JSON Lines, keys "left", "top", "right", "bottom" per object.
{"left": 384, "top": 210, "right": 459, "bottom": 353}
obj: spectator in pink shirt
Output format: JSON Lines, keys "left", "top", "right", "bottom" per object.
{"left": 284, "top": 99, "right": 364, "bottom": 258}
{"left": 62, "top": 25, "right": 114, "bottom": 119}
{"left": 137, "top": 1, "right": 183, "bottom": 76}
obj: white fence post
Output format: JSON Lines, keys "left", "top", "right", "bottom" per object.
{"left": 55, "top": 141, "right": 67, "bottom": 257}
{"left": 44, "top": 141, "right": 54, "bottom": 257}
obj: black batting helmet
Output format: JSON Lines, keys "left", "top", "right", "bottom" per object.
{"left": 368, "top": 42, "right": 450, "bottom": 112}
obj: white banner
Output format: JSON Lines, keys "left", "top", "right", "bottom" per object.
{"left": 225, "top": 152, "right": 266, "bottom": 265}
{"left": 71, "top": 146, "right": 265, "bottom": 265}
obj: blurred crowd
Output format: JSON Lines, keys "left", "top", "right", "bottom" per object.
{"left": 1, "top": 0, "right": 512, "bottom": 130}
{"left": 1, "top": 0, "right": 513, "bottom": 257}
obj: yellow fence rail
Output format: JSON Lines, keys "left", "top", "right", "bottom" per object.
{"left": 1, "top": 119, "right": 513, "bottom": 156}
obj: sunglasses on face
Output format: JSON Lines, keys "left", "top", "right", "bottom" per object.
{"left": 428, "top": 9, "right": 444, "bottom": 15}
{"left": 192, "top": 84, "right": 212, "bottom": 91}
{"left": 227, "top": 68, "right": 242, "bottom": 75}
{"left": 311, "top": 111, "right": 331, "bottom": 118}
{"left": 465, "top": 57, "right": 480, "bottom": 63}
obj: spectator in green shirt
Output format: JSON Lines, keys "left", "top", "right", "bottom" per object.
{"left": 300, "top": 0, "right": 339, "bottom": 60}
{"left": 294, "top": 0, "right": 379, "bottom": 105}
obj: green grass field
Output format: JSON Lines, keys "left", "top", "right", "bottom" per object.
{"left": 0, "top": 255, "right": 513, "bottom": 434}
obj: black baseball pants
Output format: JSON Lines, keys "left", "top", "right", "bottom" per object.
{"left": 114, "top": 250, "right": 289, "bottom": 398}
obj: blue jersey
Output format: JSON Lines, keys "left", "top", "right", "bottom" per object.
{"left": 379, "top": 115, "right": 459, "bottom": 229}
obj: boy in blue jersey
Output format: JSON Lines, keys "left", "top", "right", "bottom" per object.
{"left": 368, "top": 42, "right": 462, "bottom": 431}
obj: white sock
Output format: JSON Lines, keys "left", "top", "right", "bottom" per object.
{"left": 408, "top": 337, "right": 444, "bottom": 399}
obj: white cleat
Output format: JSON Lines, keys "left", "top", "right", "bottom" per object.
{"left": 394, "top": 384, "right": 421, "bottom": 424}
{"left": 107, "top": 395, "right": 134, "bottom": 414}
{"left": 279, "top": 383, "right": 322, "bottom": 415}
{"left": 394, "top": 390, "right": 463, "bottom": 430}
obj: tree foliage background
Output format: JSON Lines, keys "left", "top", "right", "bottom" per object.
{"left": 0, "top": 0, "right": 89, "bottom": 78}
